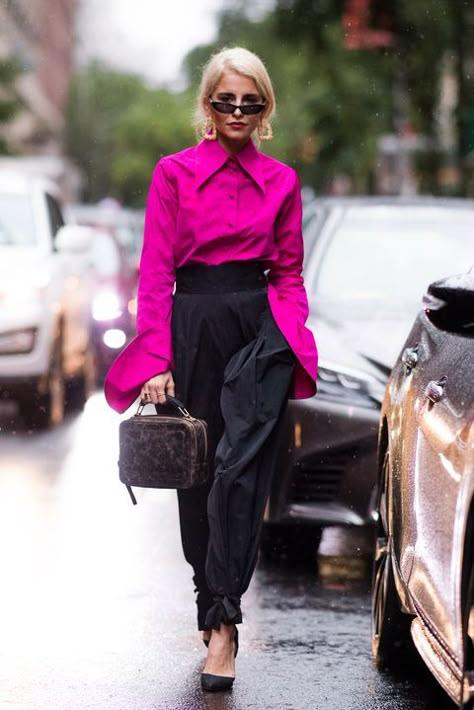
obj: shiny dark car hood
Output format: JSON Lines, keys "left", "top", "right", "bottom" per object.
{"left": 307, "top": 300, "right": 421, "bottom": 382}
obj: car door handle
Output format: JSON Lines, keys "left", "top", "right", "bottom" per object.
{"left": 425, "top": 376, "right": 447, "bottom": 404}
{"left": 401, "top": 345, "right": 419, "bottom": 374}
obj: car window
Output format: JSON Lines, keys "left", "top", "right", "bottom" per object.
{"left": 302, "top": 208, "right": 326, "bottom": 269}
{"left": 46, "top": 194, "right": 65, "bottom": 237}
{"left": 310, "top": 206, "right": 474, "bottom": 305}
{"left": 0, "top": 193, "right": 37, "bottom": 246}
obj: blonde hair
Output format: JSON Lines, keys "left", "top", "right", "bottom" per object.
{"left": 194, "top": 46, "right": 276, "bottom": 142}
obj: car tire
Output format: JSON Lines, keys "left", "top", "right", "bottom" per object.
{"left": 20, "top": 334, "right": 65, "bottom": 430}
{"left": 462, "top": 560, "right": 474, "bottom": 708}
{"left": 65, "top": 346, "right": 97, "bottom": 412}
{"left": 371, "top": 450, "right": 412, "bottom": 668}
{"left": 259, "top": 523, "right": 322, "bottom": 564}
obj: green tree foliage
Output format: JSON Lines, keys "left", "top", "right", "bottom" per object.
{"left": 65, "top": 1, "right": 474, "bottom": 203}
{"left": 65, "top": 61, "right": 195, "bottom": 205}
{"left": 111, "top": 88, "right": 195, "bottom": 205}
{"left": 0, "top": 57, "right": 22, "bottom": 154}
{"left": 65, "top": 61, "right": 149, "bottom": 202}
{"left": 275, "top": 0, "right": 474, "bottom": 193}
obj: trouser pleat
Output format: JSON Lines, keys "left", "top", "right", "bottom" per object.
{"left": 203, "top": 313, "right": 294, "bottom": 628}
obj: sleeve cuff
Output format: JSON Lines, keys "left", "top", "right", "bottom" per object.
{"left": 104, "top": 328, "right": 172, "bottom": 413}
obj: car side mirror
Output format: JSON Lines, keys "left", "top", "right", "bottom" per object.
{"left": 423, "top": 271, "right": 474, "bottom": 335}
{"left": 56, "top": 225, "right": 94, "bottom": 253}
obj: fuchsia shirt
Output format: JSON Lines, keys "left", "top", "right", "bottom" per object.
{"left": 104, "top": 136, "right": 318, "bottom": 413}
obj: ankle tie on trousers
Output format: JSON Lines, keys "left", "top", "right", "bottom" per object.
{"left": 205, "top": 594, "right": 242, "bottom": 629}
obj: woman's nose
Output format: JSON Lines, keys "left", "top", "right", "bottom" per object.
{"left": 232, "top": 106, "right": 243, "bottom": 117}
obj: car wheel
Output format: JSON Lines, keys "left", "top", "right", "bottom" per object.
{"left": 65, "top": 346, "right": 97, "bottom": 412}
{"left": 462, "top": 561, "right": 474, "bottom": 708}
{"left": 20, "top": 335, "right": 65, "bottom": 430}
{"left": 259, "top": 523, "right": 322, "bottom": 564}
{"left": 371, "top": 449, "right": 412, "bottom": 668}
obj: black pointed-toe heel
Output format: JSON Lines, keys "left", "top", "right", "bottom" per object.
{"left": 201, "top": 625, "right": 238, "bottom": 691}
{"left": 201, "top": 672, "right": 235, "bottom": 691}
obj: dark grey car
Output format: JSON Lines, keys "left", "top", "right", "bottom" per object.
{"left": 261, "top": 197, "right": 474, "bottom": 560}
{"left": 372, "top": 271, "right": 474, "bottom": 708}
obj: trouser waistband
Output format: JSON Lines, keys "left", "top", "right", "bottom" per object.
{"left": 175, "top": 260, "right": 267, "bottom": 294}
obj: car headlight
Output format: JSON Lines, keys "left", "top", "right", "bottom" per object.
{"left": 92, "top": 291, "right": 123, "bottom": 321}
{"left": 317, "top": 363, "right": 382, "bottom": 409}
{"left": 103, "top": 329, "right": 127, "bottom": 349}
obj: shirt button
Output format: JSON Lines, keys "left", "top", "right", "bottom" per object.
{"left": 229, "top": 195, "right": 235, "bottom": 200}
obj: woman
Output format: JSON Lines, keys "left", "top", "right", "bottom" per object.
{"left": 104, "top": 46, "right": 318, "bottom": 691}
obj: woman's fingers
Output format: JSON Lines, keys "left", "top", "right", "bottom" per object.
{"left": 140, "top": 371, "right": 175, "bottom": 405}
{"left": 157, "top": 373, "right": 175, "bottom": 404}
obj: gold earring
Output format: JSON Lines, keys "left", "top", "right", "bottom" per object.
{"left": 202, "top": 116, "right": 217, "bottom": 140}
{"left": 258, "top": 119, "right": 273, "bottom": 141}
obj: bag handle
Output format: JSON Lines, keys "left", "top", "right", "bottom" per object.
{"left": 125, "top": 394, "right": 192, "bottom": 507}
{"left": 136, "top": 393, "right": 191, "bottom": 418}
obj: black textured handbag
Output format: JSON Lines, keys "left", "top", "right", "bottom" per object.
{"left": 118, "top": 394, "right": 209, "bottom": 504}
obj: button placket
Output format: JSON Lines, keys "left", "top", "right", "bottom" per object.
{"left": 227, "top": 161, "right": 238, "bottom": 229}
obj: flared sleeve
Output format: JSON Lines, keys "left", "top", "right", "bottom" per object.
{"left": 265, "top": 169, "right": 318, "bottom": 399}
{"left": 104, "top": 159, "right": 177, "bottom": 413}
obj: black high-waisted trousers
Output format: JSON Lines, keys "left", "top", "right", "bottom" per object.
{"left": 171, "top": 260, "right": 295, "bottom": 630}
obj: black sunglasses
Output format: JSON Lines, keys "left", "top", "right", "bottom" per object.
{"left": 208, "top": 98, "right": 265, "bottom": 115}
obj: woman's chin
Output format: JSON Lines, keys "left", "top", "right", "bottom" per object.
{"left": 219, "top": 130, "right": 252, "bottom": 144}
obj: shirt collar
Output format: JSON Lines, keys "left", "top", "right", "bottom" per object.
{"left": 195, "top": 137, "right": 266, "bottom": 194}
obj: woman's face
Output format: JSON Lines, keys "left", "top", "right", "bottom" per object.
{"left": 206, "top": 70, "right": 265, "bottom": 149}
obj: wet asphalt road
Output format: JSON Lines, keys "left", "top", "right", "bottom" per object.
{"left": 0, "top": 393, "right": 457, "bottom": 710}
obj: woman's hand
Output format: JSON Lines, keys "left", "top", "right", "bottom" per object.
{"left": 140, "top": 369, "right": 175, "bottom": 405}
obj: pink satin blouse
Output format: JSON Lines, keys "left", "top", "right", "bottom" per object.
{"left": 104, "top": 136, "right": 318, "bottom": 413}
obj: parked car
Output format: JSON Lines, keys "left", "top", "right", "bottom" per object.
{"left": 86, "top": 227, "right": 137, "bottom": 381}
{"left": 261, "top": 197, "right": 474, "bottom": 561}
{"left": 66, "top": 204, "right": 141, "bottom": 381}
{"left": 372, "top": 270, "right": 474, "bottom": 708}
{"left": 0, "top": 171, "right": 96, "bottom": 428}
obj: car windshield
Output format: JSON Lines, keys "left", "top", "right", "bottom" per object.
{"left": 313, "top": 206, "right": 474, "bottom": 304}
{"left": 0, "top": 193, "right": 37, "bottom": 246}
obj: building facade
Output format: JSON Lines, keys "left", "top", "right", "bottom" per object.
{"left": 0, "top": 0, "right": 78, "bottom": 155}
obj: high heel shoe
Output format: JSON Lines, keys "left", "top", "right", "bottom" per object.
{"left": 201, "top": 626, "right": 238, "bottom": 692}
{"left": 201, "top": 672, "right": 235, "bottom": 691}
{"left": 203, "top": 627, "right": 238, "bottom": 658}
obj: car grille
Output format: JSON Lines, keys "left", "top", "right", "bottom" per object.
{"left": 289, "top": 448, "right": 355, "bottom": 503}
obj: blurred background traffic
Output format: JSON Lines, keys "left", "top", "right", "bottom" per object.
{"left": 0, "top": 0, "right": 473, "bottom": 429}
{"left": 0, "top": 0, "right": 474, "bottom": 432}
